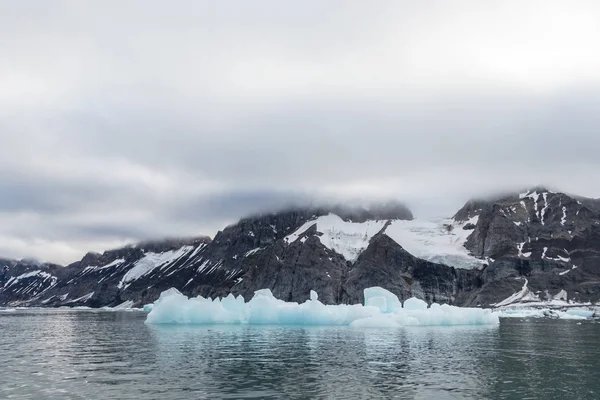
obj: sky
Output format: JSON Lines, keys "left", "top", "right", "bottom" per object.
{"left": 1, "top": 0, "right": 600, "bottom": 264}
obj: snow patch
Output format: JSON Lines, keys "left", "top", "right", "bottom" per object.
{"left": 384, "top": 216, "right": 484, "bottom": 270}
{"left": 99, "top": 259, "right": 125, "bottom": 270}
{"left": 244, "top": 248, "right": 262, "bottom": 257}
{"left": 526, "top": 191, "right": 540, "bottom": 215}
{"left": 559, "top": 265, "right": 578, "bottom": 275}
{"left": 114, "top": 300, "right": 135, "bottom": 309}
{"left": 540, "top": 192, "right": 549, "bottom": 225}
{"left": 492, "top": 278, "right": 539, "bottom": 307}
{"left": 3, "top": 270, "right": 56, "bottom": 289}
{"left": 561, "top": 207, "right": 567, "bottom": 226}
{"left": 284, "top": 214, "right": 387, "bottom": 263}
{"left": 553, "top": 289, "right": 568, "bottom": 301}
{"left": 118, "top": 246, "right": 193, "bottom": 289}
{"left": 517, "top": 242, "right": 531, "bottom": 258}
{"left": 66, "top": 292, "right": 94, "bottom": 304}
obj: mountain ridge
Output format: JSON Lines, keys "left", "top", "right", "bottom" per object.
{"left": 1, "top": 189, "right": 599, "bottom": 308}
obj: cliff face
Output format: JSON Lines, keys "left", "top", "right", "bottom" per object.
{"left": 1, "top": 191, "right": 599, "bottom": 308}
{"left": 456, "top": 188, "right": 600, "bottom": 306}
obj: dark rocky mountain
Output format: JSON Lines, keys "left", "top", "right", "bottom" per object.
{"left": 1, "top": 191, "right": 599, "bottom": 308}
{"left": 0, "top": 259, "right": 64, "bottom": 305}
{"left": 456, "top": 188, "right": 600, "bottom": 306}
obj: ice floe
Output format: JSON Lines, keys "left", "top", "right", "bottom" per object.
{"left": 145, "top": 286, "right": 499, "bottom": 327}
{"left": 497, "top": 308, "right": 597, "bottom": 320}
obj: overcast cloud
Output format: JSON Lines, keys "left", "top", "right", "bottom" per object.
{"left": 1, "top": 0, "right": 600, "bottom": 264}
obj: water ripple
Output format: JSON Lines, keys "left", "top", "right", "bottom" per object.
{"left": 0, "top": 310, "right": 599, "bottom": 399}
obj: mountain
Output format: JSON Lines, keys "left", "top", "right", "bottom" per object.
{"left": 1, "top": 191, "right": 599, "bottom": 308}
{"left": 455, "top": 187, "right": 600, "bottom": 306}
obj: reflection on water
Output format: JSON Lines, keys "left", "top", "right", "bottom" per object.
{"left": 0, "top": 310, "right": 599, "bottom": 399}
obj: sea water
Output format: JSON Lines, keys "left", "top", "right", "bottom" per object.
{"left": 1, "top": 309, "right": 599, "bottom": 399}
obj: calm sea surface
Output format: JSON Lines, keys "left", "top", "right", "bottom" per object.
{"left": 1, "top": 309, "right": 599, "bottom": 399}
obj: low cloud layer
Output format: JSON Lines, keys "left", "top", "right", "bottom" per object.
{"left": 1, "top": 1, "right": 600, "bottom": 263}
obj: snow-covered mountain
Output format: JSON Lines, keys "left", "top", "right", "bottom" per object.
{"left": 1, "top": 190, "right": 599, "bottom": 308}
{"left": 0, "top": 259, "right": 63, "bottom": 305}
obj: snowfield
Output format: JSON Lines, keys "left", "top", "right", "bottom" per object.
{"left": 384, "top": 217, "right": 484, "bottom": 270}
{"left": 284, "top": 214, "right": 484, "bottom": 269}
{"left": 284, "top": 214, "right": 387, "bottom": 263}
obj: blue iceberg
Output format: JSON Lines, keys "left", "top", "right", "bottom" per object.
{"left": 145, "top": 286, "right": 499, "bottom": 327}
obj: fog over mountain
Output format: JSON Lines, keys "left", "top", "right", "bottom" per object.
{"left": 1, "top": 1, "right": 600, "bottom": 264}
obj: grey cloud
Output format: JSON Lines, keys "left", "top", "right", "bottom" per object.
{"left": 1, "top": 1, "right": 600, "bottom": 263}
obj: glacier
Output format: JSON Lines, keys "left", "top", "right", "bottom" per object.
{"left": 284, "top": 214, "right": 387, "bottom": 263}
{"left": 145, "top": 286, "right": 499, "bottom": 327}
{"left": 384, "top": 217, "right": 485, "bottom": 270}
{"left": 283, "top": 213, "right": 484, "bottom": 269}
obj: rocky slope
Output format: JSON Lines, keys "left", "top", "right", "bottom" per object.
{"left": 455, "top": 187, "right": 600, "bottom": 306}
{"left": 1, "top": 191, "right": 599, "bottom": 308}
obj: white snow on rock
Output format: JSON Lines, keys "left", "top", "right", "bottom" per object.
{"left": 540, "top": 192, "right": 549, "bottom": 225}
{"left": 492, "top": 278, "right": 540, "bottom": 307}
{"left": 284, "top": 214, "right": 387, "bottom": 262}
{"left": 113, "top": 300, "right": 135, "bottom": 309}
{"left": 559, "top": 265, "right": 578, "bottom": 276}
{"left": 118, "top": 246, "right": 194, "bottom": 289}
{"left": 517, "top": 242, "right": 531, "bottom": 258}
{"left": 491, "top": 282, "right": 599, "bottom": 320}
{"left": 384, "top": 217, "right": 484, "bottom": 270}
{"left": 2, "top": 270, "right": 57, "bottom": 289}
{"left": 66, "top": 292, "right": 94, "bottom": 304}
{"left": 521, "top": 190, "right": 549, "bottom": 222}
{"left": 283, "top": 213, "right": 485, "bottom": 269}
{"left": 244, "top": 248, "right": 262, "bottom": 257}
{"left": 146, "top": 286, "right": 499, "bottom": 326}
{"left": 99, "top": 258, "right": 125, "bottom": 270}
{"left": 553, "top": 289, "right": 568, "bottom": 301}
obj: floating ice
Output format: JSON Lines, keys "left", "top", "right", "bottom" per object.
{"left": 566, "top": 309, "right": 596, "bottom": 318}
{"left": 497, "top": 308, "right": 594, "bottom": 320}
{"left": 146, "top": 286, "right": 499, "bottom": 326}
{"left": 364, "top": 287, "right": 402, "bottom": 313}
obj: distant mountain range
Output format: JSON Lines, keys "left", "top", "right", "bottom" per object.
{"left": 2, "top": 188, "right": 599, "bottom": 308}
